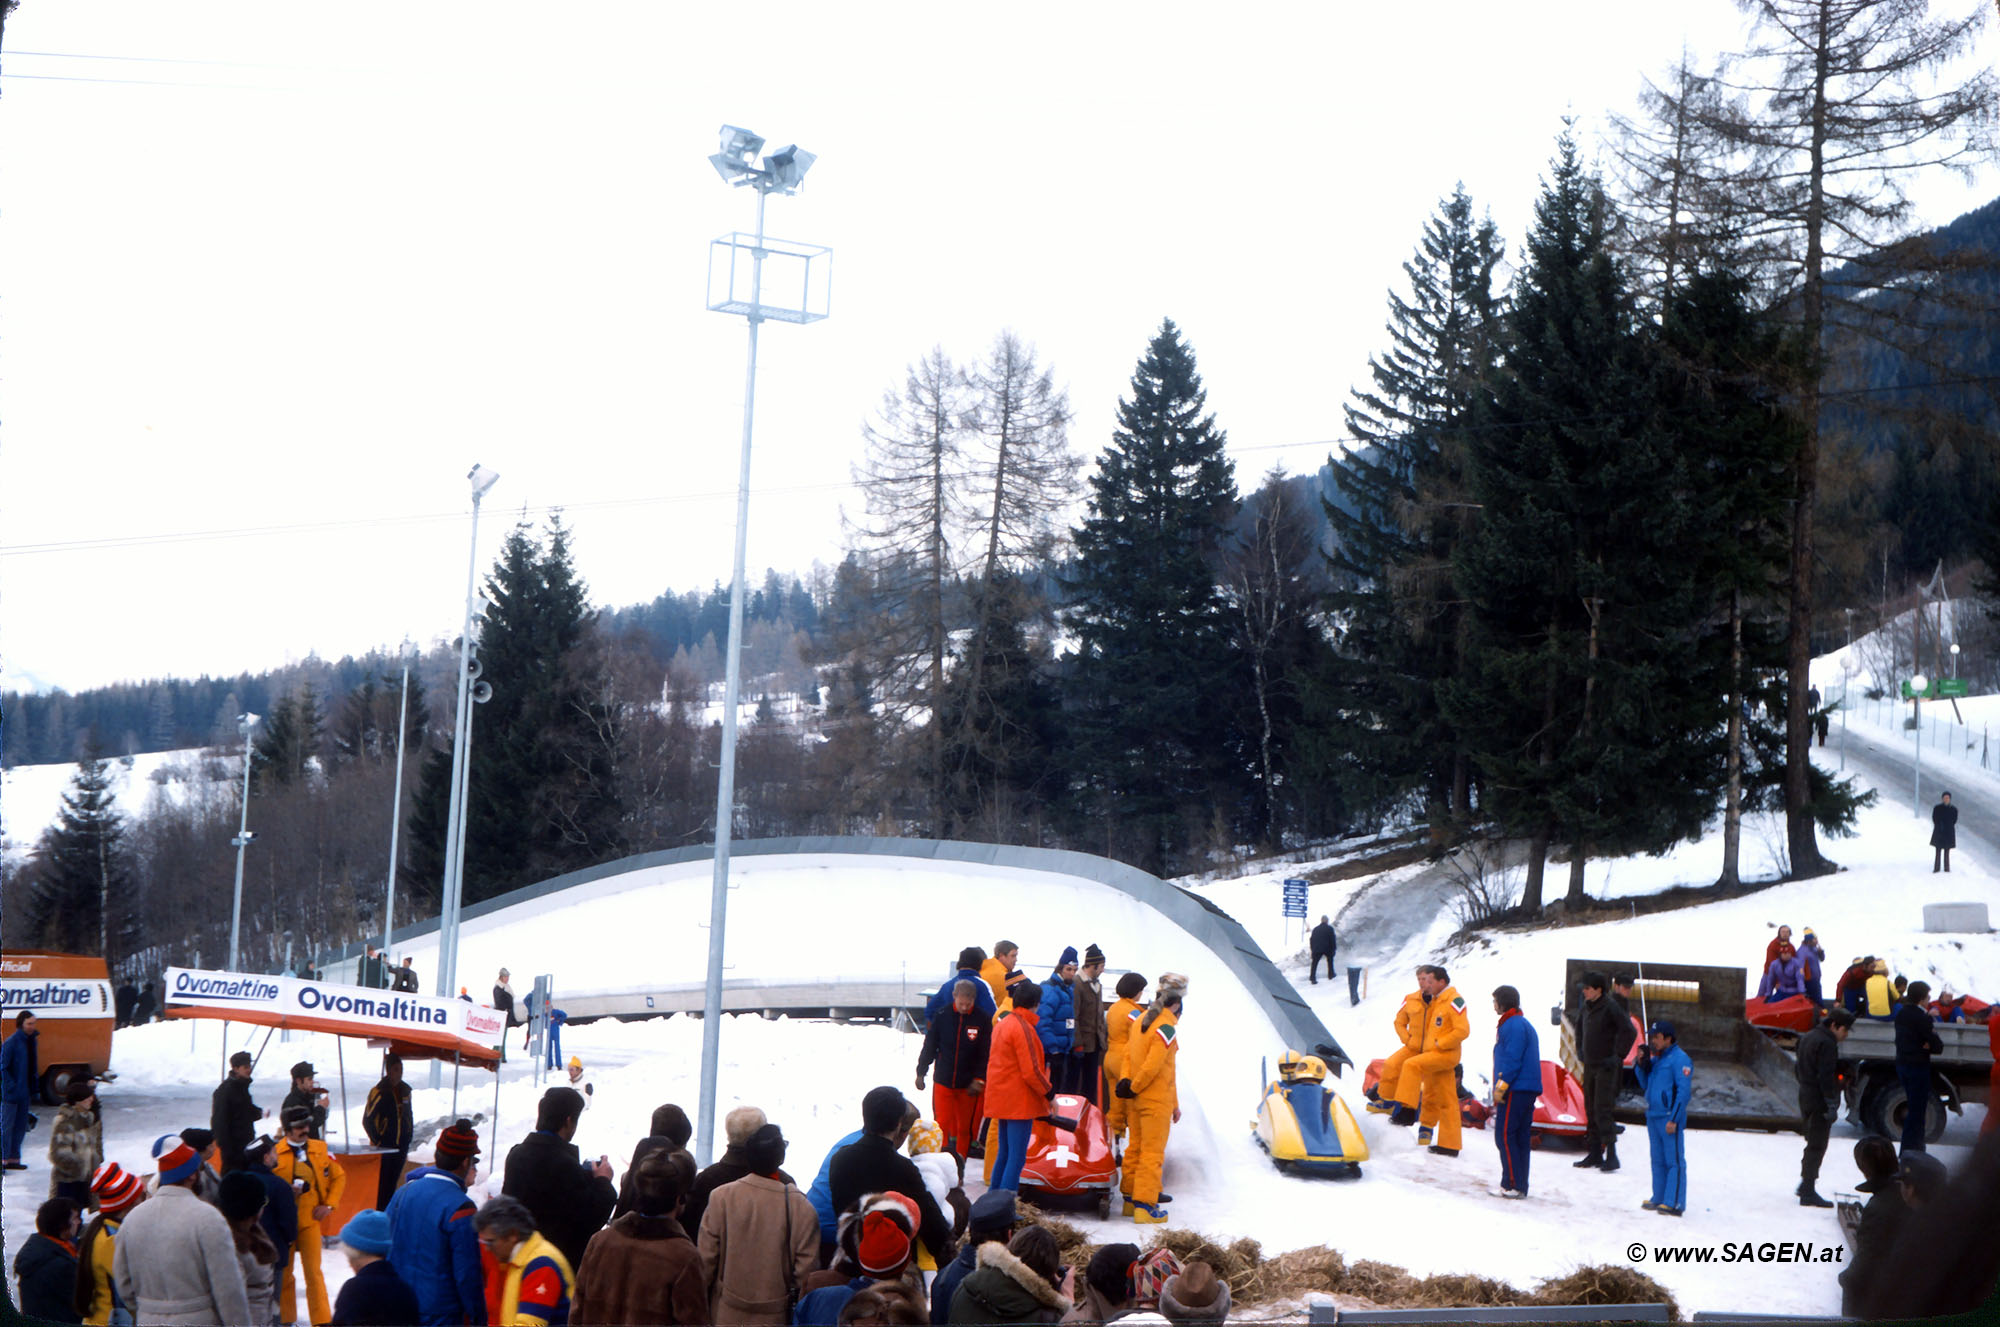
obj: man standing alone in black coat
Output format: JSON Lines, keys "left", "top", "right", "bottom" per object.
{"left": 1309, "top": 917, "right": 1336, "bottom": 985}
{"left": 1573, "top": 972, "right": 1636, "bottom": 1173}
{"left": 502, "top": 1086, "right": 616, "bottom": 1271}
{"left": 829, "top": 1087, "right": 956, "bottom": 1269}
{"left": 1795, "top": 1008, "right": 1853, "bottom": 1206}
{"left": 1932, "top": 792, "right": 1958, "bottom": 872}
{"left": 211, "top": 1051, "right": 262, "bottom": 1173}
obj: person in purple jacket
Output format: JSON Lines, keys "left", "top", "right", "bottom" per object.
{"left": 1488, "top": 985, "right": 1543, "bottom": 1199}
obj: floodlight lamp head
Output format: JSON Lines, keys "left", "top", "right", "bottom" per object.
{"left": 718, "top": 124, "right": 765, "bottom": 162}
{"left": 239, "top": 712, "right": 260, "bottom": 732}
{"left": 468, "top": 463, "right": 500, "bottom": 499}
{"left": 763, "top": 144, "right": 816, "bottom": 192}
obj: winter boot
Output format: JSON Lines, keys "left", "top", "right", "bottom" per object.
{"left": 1122, "top": 1198, "right": 1136, "bottom": 1217}
{"left": 1800, "top": 1189, "right": 1834, "bottom": 1208}
{"left": 1427, "top": 1145, "right": 1459, "bottom": 1157}
{"left": 1390, "top": 1106, "right": 1420, "bottom": 1128}
{"left": 1573, "top": 1150, "right": 1604, "bottom": 1169}
{"left": 1598, "top": 1143, "right": 1621, "bottom": 1173}
{"left": 1416, "top": 1125, "right": 1434, "bottom": 1147}
{"left": 1131, "top": 1201, "right": 1169, "bottom": 1225}
{"left": 1365, "top": 1100, "right": 1397, "bottom": 1116}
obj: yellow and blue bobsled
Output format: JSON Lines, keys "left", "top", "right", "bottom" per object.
{"left": 1254, "top": 1050, "right": 1369, "bottom": 1178}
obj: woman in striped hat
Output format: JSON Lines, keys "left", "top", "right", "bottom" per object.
{"left": 73, "top": 1162, "right": 145, "bottom": 1326}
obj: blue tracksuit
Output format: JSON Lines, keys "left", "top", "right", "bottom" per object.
{"left": 1491, "top": 1008, "right": 1543, "bottom": 1195}
{"left": 384, "top": 1166, "right": 486, "bottom": 1325}
{"left": 1636, "top": 1043, "right": 1693, "bottom": 1211}
{"left": 806, "top": 1128, "right": 866, "bottom": 1244}
{"left": 1037, "top": 975, "right": 1075, "bottom": 1057}
{"left": 924, "top": 969, "right": 997, "bottom": 1023}
{"left": 545, "top": 1007, "right": 567, "bottom": 1069}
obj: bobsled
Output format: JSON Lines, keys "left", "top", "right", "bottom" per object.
{"left": 1255, "top": 1050, "right": 1369, "bottom": 1178}
{"left": 1746, "top": 994, "right": 1818, "bottom": 1033}
{"left": 1018, "top": 1091, "right": 1120, "bottom": 1220}
{"left": 1531, "top": 1058, "right": 1589, "bottom": 1139}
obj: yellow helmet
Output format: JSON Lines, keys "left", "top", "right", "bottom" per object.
{"left": 1278, "top": 1050, "right": 1327, "bottom": 1083}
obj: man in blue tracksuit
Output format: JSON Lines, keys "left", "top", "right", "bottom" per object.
{"left": 924, "top": 948, "right": 998, "bottom": 1023}
{"left": 1488, "top": 985, "right": 1543, "bottom": 1199}
{"left": 384, "top": 1120, "right": 486, "bottom": 1325}
{"left": 1039, "top": 947, "right": 1079, "bottom": 1094}
{"left": 1635, "top": 1020, "right": 1693, "bottom": 1216}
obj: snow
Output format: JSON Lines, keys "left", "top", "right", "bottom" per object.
{"left": 9, "top": 636, "right": 1996, "bottom": 1317}
{"left": 0, "top": 746, "right": 220, "bottom": 864}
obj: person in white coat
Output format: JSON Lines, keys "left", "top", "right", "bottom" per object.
{"left": 111, "top": 1134, "right": 254, "bottom": 1327}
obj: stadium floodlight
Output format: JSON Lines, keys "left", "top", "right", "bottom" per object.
{"left": 696, "top": 122, "right": 824, "bottom": 1168}
{"left": 469, "top": 463, "right": 500, "bottom": 499}
{"left": 763, "top": 144, "right": 816, "bottom": 192}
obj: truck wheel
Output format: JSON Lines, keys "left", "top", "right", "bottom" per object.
{"left": 1873, "top": 1079, "right": 1948, "bottom": 1144}
{"left": 1859, "top": 1080, "right": 1892, "bottom": 1138}
{"left": 40, "top": 1064, "right": 80, "bottom": 1105}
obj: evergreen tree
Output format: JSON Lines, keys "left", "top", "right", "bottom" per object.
{"left": 251, "top": 685, "right": 323, "bottom": 789}
{"left": 24, "top": 741, "right": 134, "bottom": 959}
{"left": 1061, "top": 319, "right": 1240, "bottom": 875}
{"left": 1317, "top": 185, "right": 1503, "bottom": 837}
{"left": 939, "top": 570, "right": 1062, "bottom": 842}
{"left": 1445, "top": 133, "right": 1722, "bottom": 912}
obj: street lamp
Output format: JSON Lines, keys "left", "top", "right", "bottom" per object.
{"left": 432, "top": 465, "right": 498, "bottom": 1088}
{"left": 1910, "top": 673, "right": 1928, "bottom": 817}
{"left": 697, "top": 124, "right": 828, "bottom": 1167}
{"left": 228, "top": 712, "right": 260, "bottom": 971}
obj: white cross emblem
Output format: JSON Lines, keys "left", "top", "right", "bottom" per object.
{"left": 1049, "top": 1144, "right": 1078, "bottom": 1168}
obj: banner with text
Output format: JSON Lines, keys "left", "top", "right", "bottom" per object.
{"left": 164, "top": 967, "right": 504, "bottom": 1063}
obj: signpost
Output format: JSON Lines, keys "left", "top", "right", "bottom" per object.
{"left": 1282, "top": 877, "right": 1309, "bottom": 945}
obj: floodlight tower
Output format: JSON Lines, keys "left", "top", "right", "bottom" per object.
{"left": 697, "top": 125, "right": 830, "bottom": 1166}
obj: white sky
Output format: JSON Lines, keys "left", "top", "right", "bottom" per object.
{"left": 4, "top": 1, "right": 1995, "bottom": 694}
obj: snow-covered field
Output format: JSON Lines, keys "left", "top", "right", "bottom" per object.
{"left": 0, "top": 746, "right": 217, "bottom": 863}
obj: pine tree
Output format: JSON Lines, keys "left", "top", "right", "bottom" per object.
{"left": 1318, "top": 186, "right": 1503, "bottom": 837}
{"left": 25, "top": 742, "right": 134, "bottom": 959}
{"left": 1446, "top": 133, "right": 1722, "bottom": 912}
{"left": 1062, "top": 319, "right": 1240, "bottom": 875}
{"left": 252, "top": 685, "right": 323, "bottom": 789}
{"left": 939, "top": 570, "right": 1062, "bottom": 841}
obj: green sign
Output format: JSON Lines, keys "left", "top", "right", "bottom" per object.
{"left": 1938, "top": 678, "right": 1969, "bottom": 698}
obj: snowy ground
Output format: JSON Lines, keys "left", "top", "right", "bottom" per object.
{"left": 1, "top": 745, "right": 216, "bottom": 864}
{"left": 10, "top": 750, "right": 1993, "bottom": 1320}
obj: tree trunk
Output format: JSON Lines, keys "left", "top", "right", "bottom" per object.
{"left": 1784, "top": 10, "right": 1834, "bottom": 879}
{"left": 1565, "top": 598, "right": 1601, "bottom": 908}
{"left": 1522, "top": 819, "right": 1552, "bottom": 913}
{"left": 1565, "top": 850, "right": 1588, "bottom": 906}
{"left": 1719, "top": 589, "right": 1744, "bottom": 888}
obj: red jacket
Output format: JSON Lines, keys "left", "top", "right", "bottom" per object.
{"left": 983, "top": 1009, "right": 1050, "bottom": 1120}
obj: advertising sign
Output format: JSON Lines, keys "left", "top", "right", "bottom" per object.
{"left": 164, "top": 967, "right": 502, "bottom": 1063}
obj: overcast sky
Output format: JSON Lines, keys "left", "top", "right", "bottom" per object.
{"left": 3, "top": 1, "right": 1994, "bottom": 695}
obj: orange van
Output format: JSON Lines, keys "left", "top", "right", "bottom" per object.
{"left": 0, "top": 951, "right": 115, "bottom": 1101}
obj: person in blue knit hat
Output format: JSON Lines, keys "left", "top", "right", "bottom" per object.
{"left": 331, "top": 1209, "right": 419, "bottom": 1326}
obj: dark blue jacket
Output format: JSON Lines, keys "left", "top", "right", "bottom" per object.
{"left": 793, "top": 1275, "right": 869, "bottom": 1327}
{"left": 330, "top": 1257, "right": 423, "bottom": 1327}
{"left": 930, "top": 1242, "right": 980, "bottom": 1325}
{"left": 1, "top": 1028, "right": 38, "bottom": 1104}
{"left": 1492, "top": 1008, "right": 1544, "bottom": 1095}
{"left": 1894, "top": 1002, "right": 1944, "bottom": 1062}
{"left": 385, "top": 1166, "right": 487, "bottom": 1325}
{"left": 925, "top": 970, "right": 997, "bottom": 1023}
{"left": 1636, "top": 1043, "right": 1693, "bottom": 1122}
{"left": 250, "top": 1162, "right": 300, "bottom": 1264}
{"left": 806, "top": 1127, "right": 865, "bottom": 1243}
{"left": 1037, "top": 975, "right": 1075, "bottom": 1057}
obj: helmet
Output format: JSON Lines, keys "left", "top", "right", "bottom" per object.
{"left": 1278, "top": 1050, "right": 1327, "bottom": 1083}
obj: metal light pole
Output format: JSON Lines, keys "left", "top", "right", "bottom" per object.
{"left": 432, "top": 465, "right": 499, "bottom": 1089}
{"left": 379, "top": 652, "right": 414, "bottom": 970}
{"left": 696, "top": 126, "right": 826, "bottom": 1166}
{"left": 228, "top": 713, "right": 260, "bottom": 971}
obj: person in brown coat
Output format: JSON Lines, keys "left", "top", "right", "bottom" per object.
{"left": 573, "top": 1149, "right": 705, "bottom": 1325}
{"left": 698, "top": 1122, "right": 819, "bottom": 1326}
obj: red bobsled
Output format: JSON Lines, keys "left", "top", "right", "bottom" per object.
{"left": 1363, "top": 1058, "right": 1489, "bottom": 1131}
{"left": 1746, "top": 994, "right": 1818, "bottom": 1033}
{"left": 1530, "top": 1059, "right": 1589, "bottom": 1139}
{"left": 1018, "top": 1092, "right": 1119, "bottom": 1220}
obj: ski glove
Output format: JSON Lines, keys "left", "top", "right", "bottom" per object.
{"left": 1493, "top": 1082, "right": 1508, "bottom": 1101}
{"left": 1114, "top": 1079, "right": 1136, "bottom": 1099}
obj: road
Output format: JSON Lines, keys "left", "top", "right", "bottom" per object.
{"left": 1832, "top": 721, "right": 2000, "bottom": 861}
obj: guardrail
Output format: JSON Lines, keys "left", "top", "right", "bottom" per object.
{"left": 1836, "top": 684, "right": 1997, "bottom": 775}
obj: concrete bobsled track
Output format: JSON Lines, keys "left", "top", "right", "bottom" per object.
{"left": 326, "top": 838, "right": 1351, "bottom": 1211}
